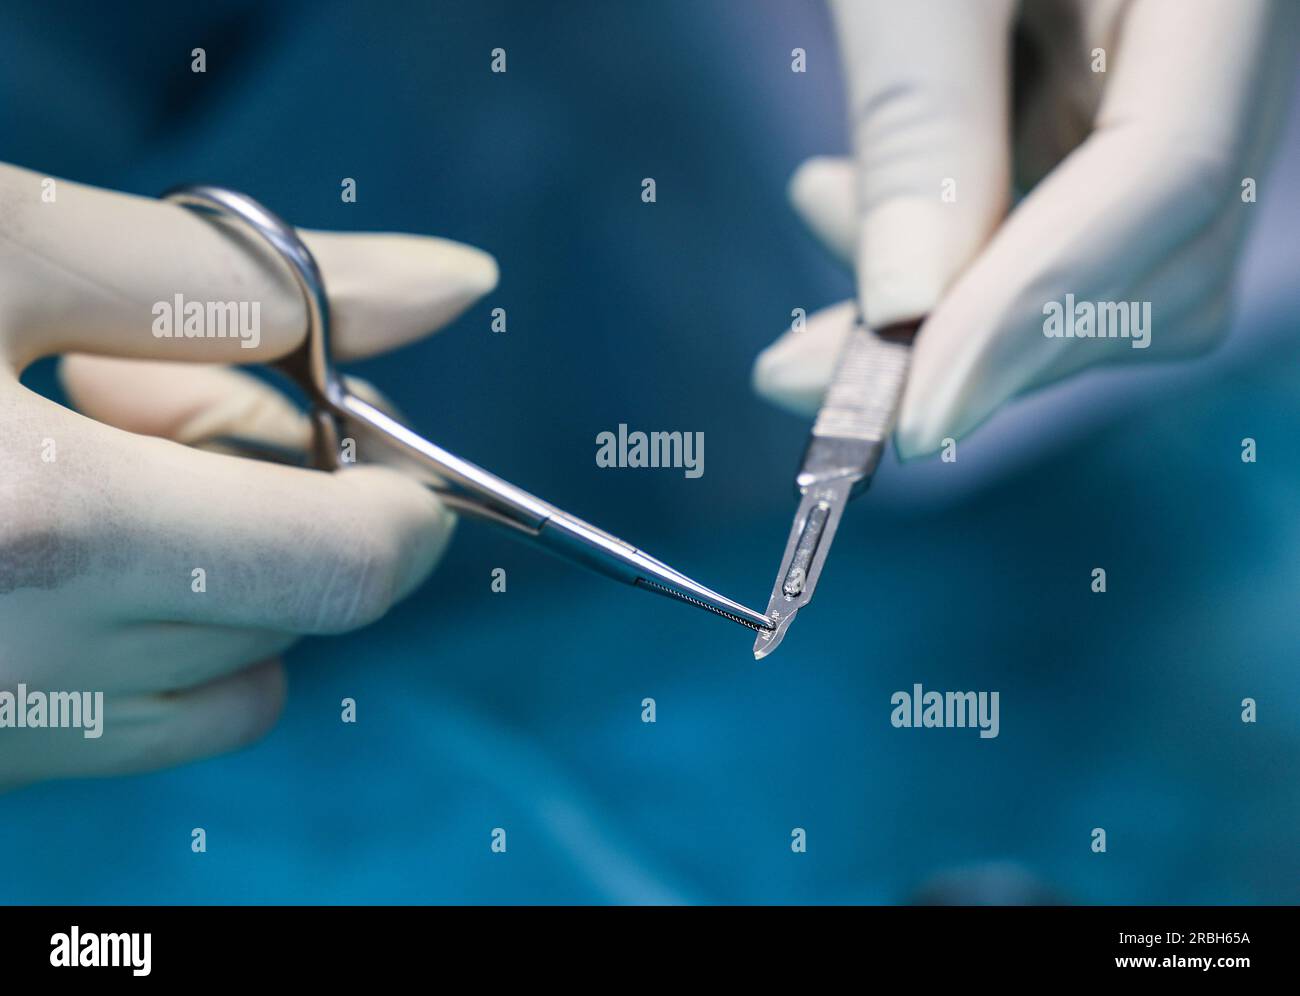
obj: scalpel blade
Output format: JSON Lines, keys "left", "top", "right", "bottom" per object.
{"left": 753, "top": 319, "right": 919, "bottom": 660}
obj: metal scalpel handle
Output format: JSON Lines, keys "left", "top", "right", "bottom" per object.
{"left": 753, "top": 319, "right": 920, "bottom": 659}
{"left": 804, "top": 320, "right": 917, "bottom": 490}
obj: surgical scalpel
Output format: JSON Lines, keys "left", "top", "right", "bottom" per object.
{"left": 163, "top": 185, "right": 773, "bottom": 635}
{"left": 753, "top": 317, "right": 921, "bottom": 659}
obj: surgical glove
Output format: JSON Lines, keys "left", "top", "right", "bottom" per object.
{"left": 753, "top": 0, "right": 1297, "bottom": 458}
{"left": 0, "top": 162, "right": 497, "bottom": 788}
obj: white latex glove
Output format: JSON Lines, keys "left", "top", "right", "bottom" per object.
{"left": 0, "top": 162, "right": 497, "bottom": 788}
{"left": 754, "top": 0, "right": 1298, "bottom": 459}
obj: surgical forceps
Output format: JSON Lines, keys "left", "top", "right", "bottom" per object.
{"left": 163, "top": 185, "right": 773, "bottom": 634}
{"left": 753, "top": 317, "right": 921, "bottom": 659}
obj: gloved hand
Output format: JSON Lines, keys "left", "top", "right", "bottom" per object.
{"left": 0, "top": 162, "right": 497, "bottom": 788}
{"left": 754, "top": 0, "right": 1297, "bottom": 458}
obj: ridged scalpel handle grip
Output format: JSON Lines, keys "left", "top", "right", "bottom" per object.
{"left": 798, "top": 319, "right": 921, "bottom": 493}
{"left": 811, "top": 320, "right": 920, "bottom": 443}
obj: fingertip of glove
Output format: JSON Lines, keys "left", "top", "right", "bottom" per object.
{"left": 380, "top": 234, "right": 500, "bottom": 312}
{"left": 750, "top": 342, "right": 781, "bottom": 398}
{"left": 751, "top": 343, "right": 821, "bottom": 417}
{"left": 856, "top": 199, "right": 958, "bottom": 330}
{"left": 788, "top": 156, "right": 856, "bottom": 265}
{"left": 893, "top": 431, "right": 936, "bottom": 464}
{"left": 787, "top": 156, "right": 845, "bottom": 212}
{"left": 455, "top": 243, "right": 500, "bottom": 300}
{"left": 334, "top": 463, "right": 457, "bottom": 560}
{"left": 332, "top": 462, "right": 460, "bottom": 603}
{"left": 893, "top": 405, "right": 954, "bottom": 463}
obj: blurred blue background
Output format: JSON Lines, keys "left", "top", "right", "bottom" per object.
{"left": 1, "top": 0, "right": 1297, "bottom": 903}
